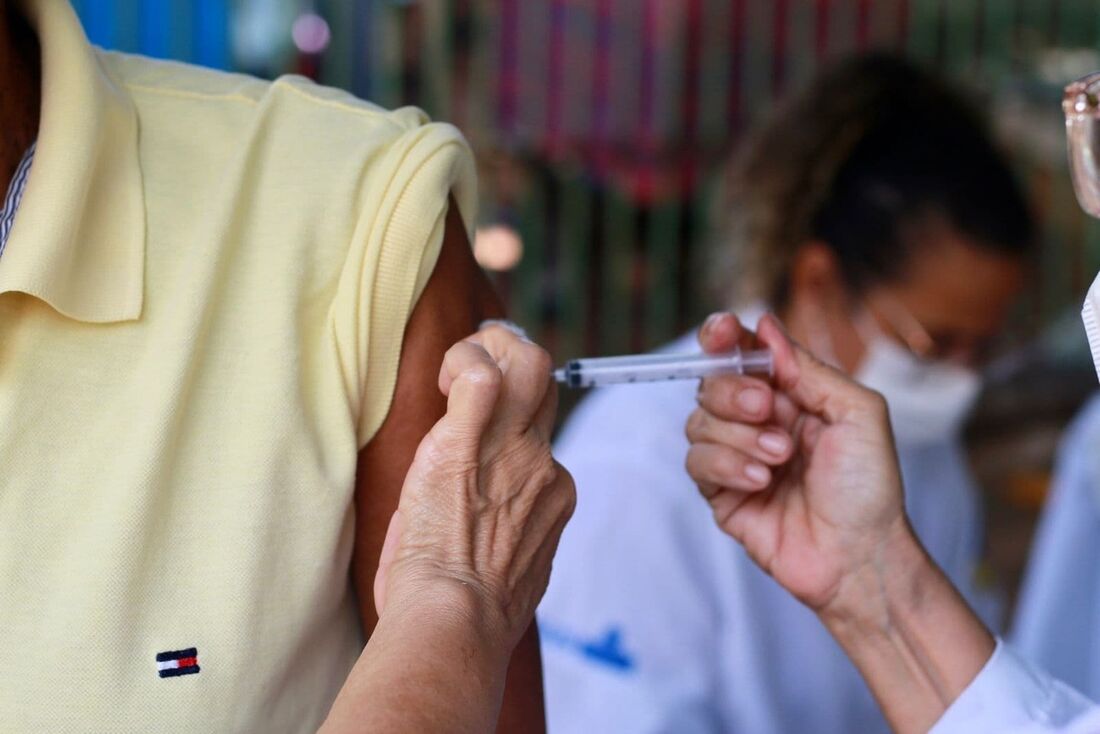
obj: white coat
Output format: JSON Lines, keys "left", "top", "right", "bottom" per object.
{"left": 1014, "top": 395, "right": 1100, "bottom": 697}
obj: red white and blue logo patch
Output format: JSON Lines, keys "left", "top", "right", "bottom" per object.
{"left": 156, "top": 648, "right": 200, "bottom": 678}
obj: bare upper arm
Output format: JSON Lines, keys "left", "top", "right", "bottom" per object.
{"left": 352, "top": 199, "right": 546, "bottom": 733}
{"left": 352, "top": 201, "right": 498, "bottom": 629}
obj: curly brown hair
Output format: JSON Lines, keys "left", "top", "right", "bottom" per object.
{"left": 715, "top": 53, "right": 1034, "bottom": 311}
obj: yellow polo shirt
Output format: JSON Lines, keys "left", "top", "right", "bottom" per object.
{"left": 0, "top": 1, "right": 477, "bottom": 731}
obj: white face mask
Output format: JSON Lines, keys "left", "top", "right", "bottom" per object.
{"left": 1084, "top": 278, "right": 1100, "bottom": 380}
{"left": 855, "top": 336, "right": 982, "bottom": 446}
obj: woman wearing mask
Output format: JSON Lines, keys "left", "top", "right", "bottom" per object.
{"left": 676, "top": 68, "right": 1100, "bottom": 734}
{"left": 539, "top": 54, "right": 1033, "bottom": 734}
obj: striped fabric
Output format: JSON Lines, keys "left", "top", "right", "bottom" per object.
{"left": 0, "top": 142, "right": 36, "bottom": 260}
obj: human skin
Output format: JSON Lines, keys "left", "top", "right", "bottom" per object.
{"left": 323, "top": 324, "right": 575, "bottom": 733}
{"left": 684, "top": 311, "right": 995, "bottom": 733}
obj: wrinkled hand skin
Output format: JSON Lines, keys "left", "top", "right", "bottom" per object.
{"left": 375, "top": 323, "right": 577, "bottom": 658}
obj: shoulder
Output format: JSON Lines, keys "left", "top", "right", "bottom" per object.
{"left": 98, "top": 50, "right": 477, "bottom": 278}
{"left": 98, "top": 50, "right": 471, "bottom": 199}
{"left": 100, "top": 49, "right": 414, "bottom": 132}
{"left": 97, "top": 50, "right": 272, "bottom": 106}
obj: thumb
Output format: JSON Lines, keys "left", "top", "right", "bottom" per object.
{"left": 436, "top": 340, "right": 504, "bottom": 451}
{"left": 756, "top": 314, "right": 880, "bottom": 425}
{"left": 697, "top": 311, "right": 754, "bottom": 354}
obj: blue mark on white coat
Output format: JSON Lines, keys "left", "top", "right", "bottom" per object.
{"left": 541, "top": 622, "right": 636, "bottom": 673}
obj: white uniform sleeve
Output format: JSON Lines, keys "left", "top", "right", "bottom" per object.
{"left": 1013, "top": 395, "right": 1100, "bottom": 697}
{"left": 931, "top": 641, "right": 1099, "bottom": 733}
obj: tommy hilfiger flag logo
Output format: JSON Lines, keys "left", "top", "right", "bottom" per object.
{"left": 156, "top": 648, "right": 200, "bottom": 678}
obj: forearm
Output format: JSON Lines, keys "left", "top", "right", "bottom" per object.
{"left": 321, "top": 594, "right": 510, "bottom": 734}
{"left": 820, "top": 519, "right": 996, "bottom": 734}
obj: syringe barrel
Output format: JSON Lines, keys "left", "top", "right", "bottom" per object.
{"left": 738, "top": 349, "right": 774, "bottom": 377}
{"left": 556, "top": 347, "right": 773, "bottom": 388}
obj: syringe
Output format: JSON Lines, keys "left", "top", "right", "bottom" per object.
{"left": 554, "top": 347, "right": 773, "bottom": 388}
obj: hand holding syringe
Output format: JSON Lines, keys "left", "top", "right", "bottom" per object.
{"left": 554, "top": 347, "right": 773, "bottom": 388}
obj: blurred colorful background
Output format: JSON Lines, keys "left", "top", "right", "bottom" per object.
{"left": 73, "top": 0, "right": 1100, "bottom": 620}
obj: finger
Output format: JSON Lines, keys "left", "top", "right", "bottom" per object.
{"left": 685, "top": 408, "right": 793, "bottom": 465}
{"left": 437, "top": 341, "right": 503, "bottom": 444}
{"left": 696, "top": 373, "right": 775, "bottom": 424}
{"left": 685, "top": 442, "right": 773, "bottom": 492}
{"left": 692, "top": 477, "right": 723, "bottom": 500}
{"left": 756, "top": 314, "right": 884, "bottom": 425}
{"left": 708, "top": 487, "right": 760, "bottom": 536}
{"left": 467, "top": 324, "right": 554, "bottom": 434}
{"left": 697, "top": 312, "right": 759, "bottom": 354}
{"left": 477, "top": 319, "right": 530, "bottom": 340}
{"left": 772, "top": 390, "right": 802, "bottom": 435}
{"left": 530, "top": 375, "right": 558, "bottom": 441}
{"left": 439, "top": 339, "right": 496, "bottom": 396}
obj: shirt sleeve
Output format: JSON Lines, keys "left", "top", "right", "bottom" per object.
{"left": 931, "top": 640, "right": 1099, "bottom": 734}
{"left": 1013, "top": 396, "right": 1100, "bottom": 696}
{"left": 329, "top": 113, "right": 477, "bottom": 447}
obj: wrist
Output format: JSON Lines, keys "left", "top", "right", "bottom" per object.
{"left": 323, "top": 581, "right": 513, "bottom": 733}
{"left": 817, "top": 518, "right": 995, "bottom": 733}
{"left": 818, "top": 517, "right": 930, "bottom": 636}
{"left": 380, "top": 574, "right": 516, "bottom": 668}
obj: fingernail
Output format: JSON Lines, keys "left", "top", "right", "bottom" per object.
{"left": 479, "top": 319, "right": 532, "bottom": 342}
{"left": 758, "top": 432, "right": 789, "bottom": 456}
{"left": 738, "top": 388, "right": 766, "bottom": 414}
{"left": 702, "top": 312, "right": 723, "bottom": 337}
{"left": 744, "top": 463, "right": 770, "bottom": 484}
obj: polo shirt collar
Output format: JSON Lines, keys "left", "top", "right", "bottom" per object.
{"left": 0, "top": 0, "right": 145, "bottom": 323}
